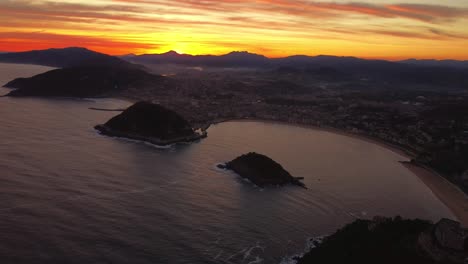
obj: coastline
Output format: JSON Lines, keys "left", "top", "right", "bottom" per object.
{"left": 208, "top": 118, "right": 468, "bottom": 226}
{"left": 96, "top": 98, "right": 467, "bottom": 226}
{"left": 209, "top": 117, "right": 415, "bottom": 158}
{"left": 401, "top": 161, "right": 468, "bottom": 228}
{"left": 94, "top": 124, "right": 207, "bottom": 146}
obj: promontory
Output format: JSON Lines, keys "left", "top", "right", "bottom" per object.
{"left": 95, "top": 101, "right": 206, "bottom": 146}
{"left": 296, "top": 216, "right": 467, "bottom": 264}
{"left": 3, "top": 66, "right": 165, "bottom": 98}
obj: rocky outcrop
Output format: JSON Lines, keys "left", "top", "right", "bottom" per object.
{"left": 219, "top": 152, "right": 306, "bottom": 188}
{"left": 296, "top": 216, "right": 467, "bottom": 264}
{"left": 418, "top": 218, "right": 467, "bottom": 263}
{"left": 95, "top": 101, "right": 206, "bottom": 146}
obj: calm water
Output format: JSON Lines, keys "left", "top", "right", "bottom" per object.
{"left": 0, "top": 63, "right": 455, "bottom": 264}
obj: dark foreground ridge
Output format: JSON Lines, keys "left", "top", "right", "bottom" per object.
{"left": 4, "top": 66, "right": 165, "bottom": 97}
{"left": 219, "top": 152, "right": 306, "bottom": 188}
{"left": 95, "top": 101, "right": 206, "bottom": 146}
{"left": 296, "top": 216, "right": 467, "bottom": 264}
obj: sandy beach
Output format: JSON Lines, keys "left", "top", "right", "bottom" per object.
{"left": 211, "top": 118, "right": 416, "bottom": 157}
{"left": 212, "top": 118, "right": 468, "bottom": 227}
{"left": 401, "top": 162, "right": 468, "bottom": 227}
{"left": 314, "top": 126, "right": 468, "bottom": 227}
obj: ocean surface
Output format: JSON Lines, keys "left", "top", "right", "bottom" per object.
{"left": 0, "top": 63, "right": 455, "bottom": 264}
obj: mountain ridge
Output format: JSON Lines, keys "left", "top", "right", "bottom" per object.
{"left": 1, "top": 47, "right": 467, "bottom": 89}
{"left": 2, "top": 47, "right": 467, "bottom": 69}
{"left": 0, "top": 47, "right": 141, "bottom": 69}
{"left": 122, "top": 50, "right": 468, "bottom": 69}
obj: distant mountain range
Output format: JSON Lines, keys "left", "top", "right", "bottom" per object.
{"left": 121, "top": 50, "right": 468, "bottom": 69}
{"left": 121, "top": 51, "right": 468, "bottom": 88}
{"left": 399, "top": 59, "right": 468, "bottom": 69}
{"left": 2, "top": 47, "right": 467, "bottom": 70}
{"left": 1, "top": 47, "right": 467, "bottom": 89}
{"left": 121, "top": 51, "right": 270, "bottom": 68}
{"left": 0, "top": 47, "right": 138, "bottom": 69}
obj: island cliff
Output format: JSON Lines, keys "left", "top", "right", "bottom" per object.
{"left": 219, "top": 152, "right": 306, "bottom": 188}
{"left": 95, "top": 101, "right": 206, "bottom": 146}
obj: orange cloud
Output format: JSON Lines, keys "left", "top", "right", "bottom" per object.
{"left": 0, "top": 0, "right": 467, "bottom": 59}
{"left": 0, "top": 32, "right": 158, "bottom": 55}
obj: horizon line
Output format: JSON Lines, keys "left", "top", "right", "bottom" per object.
{"left": 1, "top": 47, "right": 468, "bottom": 62}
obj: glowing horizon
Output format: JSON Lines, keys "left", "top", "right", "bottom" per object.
{"left": 1, "top": 0, "right": 468, "bottom": 60}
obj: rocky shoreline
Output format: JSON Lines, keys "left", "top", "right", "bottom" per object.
{"left": 95, "top": 101, "right": 207, "bottom": 146}
{"left": 95, "top": 124, "right": 207, "bottom": 146}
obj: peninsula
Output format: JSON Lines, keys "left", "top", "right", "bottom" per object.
{"left": 4, "top": 66, "right": 167, "bottom": 98}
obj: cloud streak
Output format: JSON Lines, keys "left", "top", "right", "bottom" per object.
{"left": 0, "top": 0, "right": 467, "bottom": 59}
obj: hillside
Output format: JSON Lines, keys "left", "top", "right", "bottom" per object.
{"left": 0, "top": 47, "right": 140, "bottom": 69}
{"left": 4, "top": 66, "right": 165, "bottom": 97}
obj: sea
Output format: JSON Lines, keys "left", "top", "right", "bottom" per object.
{"left": 0, "top": 63, "right": 454, "bottom": 263}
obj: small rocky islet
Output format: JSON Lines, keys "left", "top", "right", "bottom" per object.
{"left": 95, "top": 101, "right": 206, "bottom": 146}
{"left": 218, "top": 152, "right": 306, "bottom": 188}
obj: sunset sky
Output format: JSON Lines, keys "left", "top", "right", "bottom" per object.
{"left": 1, "top": 0, "right": 468, "bottom": 60}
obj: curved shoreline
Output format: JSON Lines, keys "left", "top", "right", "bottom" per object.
{"left": 401, "top": 161, "right": 468, "bottom": 228}
{"left": 209, "top": 118, "right": 468, "bottom": 227}
{"left": 93, "top": 97, "right": 467, "bottom": 226}
{"left": 209, "top": 117, "right": 414, "bottom": 157}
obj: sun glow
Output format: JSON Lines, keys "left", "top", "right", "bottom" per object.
{"left": 1, "top": 0, "right": 468, "bottom": 59}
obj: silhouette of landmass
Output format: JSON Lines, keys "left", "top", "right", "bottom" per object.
{"left": 219, "top": 152, "right": 306, "bottom": 188}
{"left": 400, "top": 59, "right": 468, "bottom": 69}
{"left": 296, "top": 217, "right": 467, "bottom": 264}
{"left": 4, "top": 66, "right": 166, "bottom": 97}
{"left": 1, "top": 47, "right": 466, "bottom": 89}
{"left": 122, "top": 50, "right": 269, "bottom": 68}
{"left": 122, "top": 51, "right": 468, "bottom": 89}
{"left": 95, "top": 101, "right": 206, "bottom": 145}
{"left": 0, "top": 47, "right": 139, "bottom": 69}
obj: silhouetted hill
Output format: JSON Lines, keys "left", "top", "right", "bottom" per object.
{"left": 0, "top": 47, "right": 139, "bottom": 68}
{"left": 123, "top": 52, "right": 394, "bottom": 70}
{"left": 123, "top": 52, "right": 468, "bottom": 89}
{"left": 4, "top": 66, "right": 164, "bottom": 97}
{"left": 95, "top": 101, "right": 206, "bottom": 145}
{"left": 400, "top": 59, "right": 468, "bottom": 69}
{"left": 122, "top": 50, "right": 269, "bottom": 67}
{"left": 274, "top": 57, "right": 468, "bottom": 89}
{"left": 219, "top": 152, "right": 306, "bottom": 188}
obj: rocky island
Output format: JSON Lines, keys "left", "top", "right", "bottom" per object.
{"left": 219, "top": 152, "right": 306, "bottom": 188}
{"left": 95, "top": 101, "right": 206, "bottom": 146}
{"left": 296, "top": 216, "right": 467, "bottom": 264}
